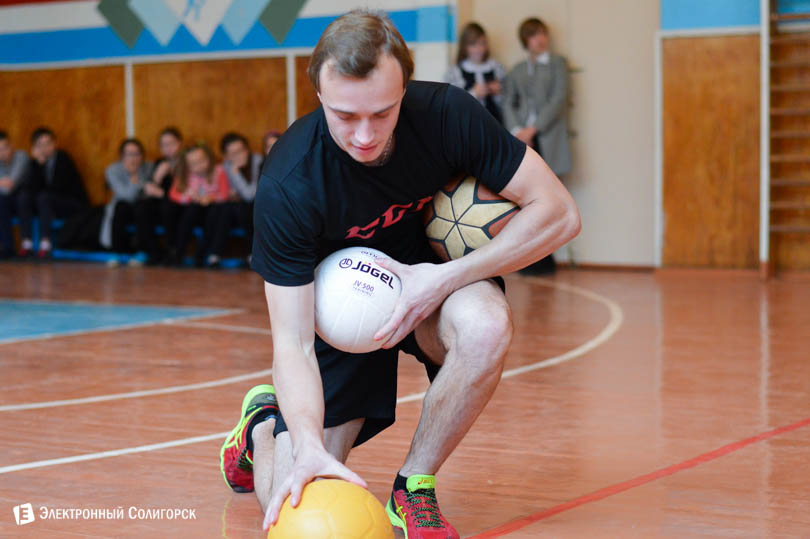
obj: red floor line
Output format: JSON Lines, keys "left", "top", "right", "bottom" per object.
{"left": 469, "top": 415, "right": 810, "bottom": 538}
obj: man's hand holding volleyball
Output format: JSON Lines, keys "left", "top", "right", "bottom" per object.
{"left": 372, "top": 258, "right": 455, "bottom": 349}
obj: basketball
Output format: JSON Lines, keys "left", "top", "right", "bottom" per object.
{"left": 424, "top": 176, "right": 519, "bottom": 261}
{"left": 267, "top": 479, "right": 393, "bottom": 539}
{"left": 313, "top": 247, "right": 402, "bottom": 353}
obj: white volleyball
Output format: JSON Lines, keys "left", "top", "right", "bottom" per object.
{"left": 313, "top": 247, "right": 402, "bottom": 353}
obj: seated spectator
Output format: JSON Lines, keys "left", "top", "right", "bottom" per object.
{"left": 259, "top": 130, "right": 282, "bottom": 179}
{"left": 204, "top": 132, "right": 262, "bottom": 268}
{"left": 263, "top": 130, "right": 281, "bottom": 156}
{"left": 16, "top": 127, "right": 88, "bottom": 258}
{"left": 152, "top": 127, "right": 183, "bottom": 193}
{"left": 0, "top": 130, "right": 29, "bottom": 258}
{"left": 444, "top": 22, "right": 506, "bottom": 122}
{"left": 166, "top": 143, "right": 229, "bottom": 267}
{"left": 100, "top": 138, "right": 152, "bottom": 254}
{"left": 135, "top": 126, "right": 183, "bottom": 265}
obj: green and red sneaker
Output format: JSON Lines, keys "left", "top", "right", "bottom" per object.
{"left": 219, "top": 384, "right": 278, "bottom": 493}
{"left": 386, "top": 474, "right": 459, "bottom": 539}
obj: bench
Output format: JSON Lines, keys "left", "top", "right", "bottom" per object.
{"left": 9, "top": 217, "right": 249, "bottom": 268}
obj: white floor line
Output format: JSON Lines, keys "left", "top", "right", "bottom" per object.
{"left": 0, "top": 279, "right": 623, "bottom": 475}
{"left": 0, "top": 322, "right": 266, "bottom": 411}
{"left": 0, "top": 297, "right": 234, "bottom": 310}
{"left": 396, "top": 280, "right": 624, "bottom": 403}
{"left": 0, "top": 369, "right": 273, "bottom": 412}
{"left": 0, "top": 432, "right": 230, "bottom": 475}
{"left": 0, "top": 308, "right": 244, "bottom": 346}
{"left": 169, "top": 320, "right": 272, "bottom": 335}
{"left": 501, "top": 280, "right": 624, "bottom": 378}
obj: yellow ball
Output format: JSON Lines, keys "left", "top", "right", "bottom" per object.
{"left": 267, "top": 479, "right": 393, "bottom": 539}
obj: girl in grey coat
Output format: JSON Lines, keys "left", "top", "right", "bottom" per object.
{"left": 100, "top": 139, "right": 152, "bottom": 251}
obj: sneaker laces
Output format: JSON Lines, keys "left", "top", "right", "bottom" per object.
{"left": 405, "top": 488, "right": 444, "bottom": 528}
{"left": 236, "top": 446, "right": 252, "bottom": 470}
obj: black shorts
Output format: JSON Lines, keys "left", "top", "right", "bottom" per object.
{"left": 273, "top": 243, "right": 506, "bottom": 446}
{"left": 272, "top": 330, "right": 440, "bottom": 446}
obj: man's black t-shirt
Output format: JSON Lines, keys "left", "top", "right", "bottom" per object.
{"left": 251, "top": 80, "right": 526, "bottom": 286}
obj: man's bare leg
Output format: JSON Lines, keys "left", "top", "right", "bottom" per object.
{"left": 252, "top": 418, "right": 365, "bottom": 512}
{"left": 399, "top": 280, "right": 512, "bottom": 477}
{"left": 252, "top": 419, "right": 276, "bottom": 513}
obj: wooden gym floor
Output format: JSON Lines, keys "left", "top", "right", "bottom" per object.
{"left": 1, "top": 262, "right": 809, "bottom": 538}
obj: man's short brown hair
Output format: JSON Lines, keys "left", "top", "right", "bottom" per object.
{"left": 307, "top": 10, "right": 414, "bottom": 93}
{"left": 518, "top": 17, "right": 549, "bottom": 49}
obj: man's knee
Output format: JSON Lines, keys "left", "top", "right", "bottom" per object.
{"left": 449, "top": 298, "right": 513, "bottom": 372}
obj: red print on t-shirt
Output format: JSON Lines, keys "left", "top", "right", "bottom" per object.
{"left": 345, "top": 196, "right": 433, "bottom": 240}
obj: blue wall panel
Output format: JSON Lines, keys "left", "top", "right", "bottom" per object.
{"left": 0, "top": 5, "right": 454, "bottom": 65}
{"left": 661, "top": 0, "right": 810, "bottom": 30}
{"left": 661, "top": 0, "right": 759, "bottom": 30}
{"left": 779, "top": 0, "right": 810, "bottom": 13}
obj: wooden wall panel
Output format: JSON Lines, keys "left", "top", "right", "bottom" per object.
{"left": 0, "top": 66, "right": 126, "bottom": 204}
{"left": 133, "top": 58, "right": 287, "bottom": 161}
{"left": 662, "top": 36, "right": 760, "bottom": 268}
{"left": 296, "top": 55, "right": 320, "bottom": 119}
